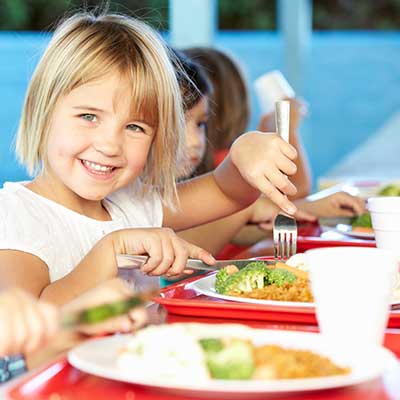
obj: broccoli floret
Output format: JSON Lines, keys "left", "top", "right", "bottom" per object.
{"left": 378, "top": 184, "right": 400, "bottom": 196}
{"left": 215, "top": 265, "right": 239, "bottom": 293}
{"left": 201, "top": 339, "right": 255, "bottom": 380}
{"left": 351, "top": 212, "right": 372, "bottom": 228}
{"left": 220, "top": 262, "right": 269, "bottom": 295}
{"left": 199, "top": 338, "right": 224, "bottom": 353}
{"left": 267, "top": 268, "right": 297, "bottom": 287}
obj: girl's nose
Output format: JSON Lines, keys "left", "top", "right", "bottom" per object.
{"left": 93, "top": 128, "right": 123, "bottom": 157}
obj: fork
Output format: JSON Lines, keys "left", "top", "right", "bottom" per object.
{"left": 273, "top": 100, "right": 297, "bottom": 261}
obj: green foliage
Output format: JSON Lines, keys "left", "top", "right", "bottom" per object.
{"left": 0, "top": 0, "right": 169, "bottom": 31}
{"left": 1, "top": 0, "right": 399, "bottom": 31}
{"left": 201, "top": 338, "right": 255, "bottom": 380}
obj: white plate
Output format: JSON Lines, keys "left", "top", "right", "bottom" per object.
{"left": 68, "top": 324, "right": 398, "bottom": 398}
{"left": 190, "top": 274, "right": 313, "bottom": 308}
{"left": 335, "top": 224, "right": 375, "bottom": 240}
{"left": 189, "top": 273, "right": 400, "bottom": 307}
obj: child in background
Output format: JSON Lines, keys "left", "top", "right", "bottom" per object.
{"left": 0, "top": 11, "right": 298, "bottom": 306}
{"left": 184, "top": 47, "right": 311, "bottom": 198}
{"left": 180, "top": 47, "right": 365, "bottom": 252}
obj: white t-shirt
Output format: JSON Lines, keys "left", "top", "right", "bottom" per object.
{"left": 0, "top": 181, "right": 163, "bottom": 290}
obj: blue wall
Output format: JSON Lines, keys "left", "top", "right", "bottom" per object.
{"left": 1, "top": 31, "right": 399, "bottom": 186}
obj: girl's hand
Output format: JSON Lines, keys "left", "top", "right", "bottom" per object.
{"left": 0, "top": 289, "right": 59, "bottom": 356}
{"left": 250, "top": 196, "right": 316, "bottom": 231}
{"left": 230, "top": 132, "right": 298, "bottom": 214}
{"left": 298, "top": 192, "right": 366, "bottom": 218}
{"left": 112, "top": 228, "right": 215, "bottom": 277}
{"left": 62, "top": 278, "right": 147, "bottom": 335}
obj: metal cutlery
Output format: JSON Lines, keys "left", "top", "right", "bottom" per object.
{"left": 273, "top": 100, "right": 298, "bottom": 261}
{"left": 116, "top": 254, "right": 276, "bottom": 272}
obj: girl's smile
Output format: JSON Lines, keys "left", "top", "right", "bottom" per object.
{"left": 28, "top": 71, "right": 155, "bottom": 216}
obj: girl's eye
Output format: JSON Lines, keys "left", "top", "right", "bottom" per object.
{"left": 80, "top": 113, "right": 97, "bottom": 122}
{"left": 127, "top": 124, "right": 145, "bottom": 133}
{"left": 198, "top": 121, "right": 208, "bottom": 130}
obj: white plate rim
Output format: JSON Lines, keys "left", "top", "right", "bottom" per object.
{"left": 188, "top": 273, "right": 400, "bottom": 307}
{"left": 68, "top": 327, "right": 398, "bottom": 395}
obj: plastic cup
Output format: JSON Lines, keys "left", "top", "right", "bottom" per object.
{"left": 254, "top": 70, "right": 295, "bottom": 114}
{"left": 306, "top": 247, "right": 397, "bottom": 354}
{"left": 368, "top": 197, "right": 400, "bottom": 257}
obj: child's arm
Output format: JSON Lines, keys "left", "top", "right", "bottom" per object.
{"left": 0, "top": 228, "right": 214, "bottom": 306}
{"left": 164, "top": 131, "right": 298, "bottom": 230}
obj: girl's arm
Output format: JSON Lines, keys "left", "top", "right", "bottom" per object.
{"left": 164, "top": 131, "right": 298, "bottom": 231}
{"left": 0, "top": 228, "right": 214, "bottom": 306}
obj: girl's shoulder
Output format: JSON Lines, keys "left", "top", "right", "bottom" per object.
{"left": 0, "top": 181, "right": 50, "bottom": 224}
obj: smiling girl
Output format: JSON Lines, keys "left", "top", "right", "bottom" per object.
{"left": 0, "top": 12, "right": 298, "bottom": 305}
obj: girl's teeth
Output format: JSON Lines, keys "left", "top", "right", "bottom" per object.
{"left": 83, "top": 160, "right": 113, "bottom": 172}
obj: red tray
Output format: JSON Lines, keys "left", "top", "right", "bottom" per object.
{"left": 154, "top": 273, "right": 400, "bottom": 328}
{"left": 297, "top": 222, "right": 376, "bottom": 251}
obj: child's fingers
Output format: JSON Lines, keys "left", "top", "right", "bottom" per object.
{"left": 255, "top": 177, "right": 297, "bottom": 215}
{"left": 148, "top": 236, "right": 176, "bottom": 276}
{"left": 164, "top": 237, "right": 190, "bottom": 276}
{"left": 140, "top": 236, "right": 164, "bottom": 274}
{"left": 278, "top": 140, "right": 298, "bottom": 160}
{"left": 187, "top": 242, "right": 216, "bottom": 265}
{"left": 295, "top": 209, "right": 317, "bottom": 222}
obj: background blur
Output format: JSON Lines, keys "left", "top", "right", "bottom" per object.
{"left": 0, "top": 0, "right": 399, "bottom": 187}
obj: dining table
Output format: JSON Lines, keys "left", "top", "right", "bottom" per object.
{"left": 3, "top": 296, "right": 400, "bottom": 400}
{"left": 3, "top": 212, "right": 399, "bottom": 400}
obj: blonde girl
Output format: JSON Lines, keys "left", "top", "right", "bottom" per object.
{"left": 0, "top": 12, "right": 298, "bottom": 306}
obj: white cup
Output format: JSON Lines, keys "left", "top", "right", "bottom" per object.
{"left": 254, "top": 70, "right": 295, "bottom": 114}
{"left": 368, "top": 197, "right": 400, "bottom": 257}
{"left": 306, "top": 247, "right": 397, "bottom": 354}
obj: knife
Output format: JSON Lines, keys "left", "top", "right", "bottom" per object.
{"left": 116, "top": 254, "right": 276, "bottom": 272}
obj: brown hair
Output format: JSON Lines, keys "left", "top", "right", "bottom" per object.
{"left": 183, "top": 47, "right": 250, "bottom": 173}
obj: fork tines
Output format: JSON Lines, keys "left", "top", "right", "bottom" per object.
{"left": 273, "top": 214, "right": 297, "bottom": 261}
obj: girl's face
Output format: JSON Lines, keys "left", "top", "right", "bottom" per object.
{"left": 45, "top": 71, "right": 155, "bottom": 201}
{"left": 180, "top": 96, "right": 209, "bottom": 178}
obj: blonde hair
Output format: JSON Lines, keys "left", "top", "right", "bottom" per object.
{"left": 183, "top": 47, "right": 250, "bottom": 173}
{"left": 16, "top": 11, "right": 185, "bottom": 207}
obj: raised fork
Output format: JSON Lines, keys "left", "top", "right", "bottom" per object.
{"left": 273, "top": 213, "right": 297, "bottom": 261}
{"left": 273, "top": 100, "right": 298, "bottom": 261}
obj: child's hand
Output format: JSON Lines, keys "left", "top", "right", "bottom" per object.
{"left": 230, "top": 132, "right": 298, "bottom": 214}
{"left": 298, "top": 192, "right": 366, "bottom": 218}
{"left": 113, "top": 228, "right": 215, "bottom": 277}
{"left": 250, "top": 196, "right": 316, "bottom": 230}
{"left": 62, "top": 278, "right": 147, "bottom": 335}
{"left": 257, "top": 97, "right": 308, "bottom": 132}
{"left": 0, "top": 289, "right": 59, "bottom": 356}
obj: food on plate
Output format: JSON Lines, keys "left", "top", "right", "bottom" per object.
{"left": 378, "top": 183, "right": 400, "bottom": 196}
{"left": 215, "top": 261, "right": 313, "bottom": 302}
{"left": 117, "top": 324, "right": 350, "bottom": 381}
{"left": 351, "top": 212, "right": 373, "bottom": 233}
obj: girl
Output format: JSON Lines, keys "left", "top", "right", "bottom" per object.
{"left": 0, "top": 12, "right": 297, "bottom": 306}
